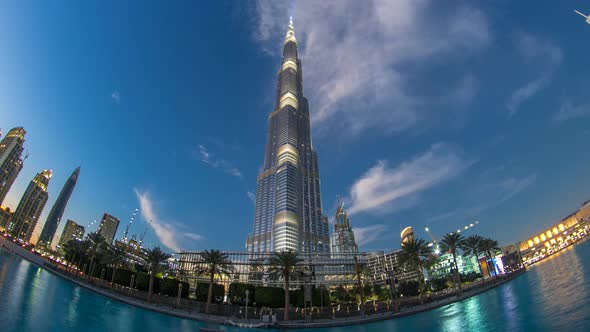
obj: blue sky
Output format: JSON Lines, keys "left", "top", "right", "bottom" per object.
{"left": 2, "top": 0, "right": 590, "bottom": 253}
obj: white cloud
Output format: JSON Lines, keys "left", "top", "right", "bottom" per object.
{"left": 428, "top": 173, "right": 536, "bottom": 222}
{"left": 553, "top": 100, "right": 590, "bottom": 123}
{"left": 249, "top": 0, "right": 490, "bottom": 137}
{"left": 134, "top": 188, "right": 203, "bottom": 252}
{"left": 246, "top": 191, "right": 256, "bottom": 204}
{"left": 507, "top": 32, "right": 562, "bottom": 115}
{"left": 196, "top": 144, "right": 242, "bottom": 178}
{"left": 353, "top": 224, "right": 388, "bottom": 247}
{"left": 111, "top": 90, "right": 120, "bottom": 103}
{"left": 347, "top": 143, "right": 472, "bottom": 215}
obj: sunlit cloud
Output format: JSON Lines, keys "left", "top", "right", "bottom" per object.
{"left": 507, "top": 32, "right": 562, "bottom": 116}
{"left": 134, "top": 188, "right": 204, "bottom": 252}
{"left": 246, "top": 191, "right": 256, "bottom": 205}
{"left": 249, "top": 0, "right": 491, "bottom": 137}
{"left": 111, "top": 90, "right": 120, "bottom": 103}
{"left": 353, "top": 224, "right": 388, "bottom": 247}
{"left": 195, "top": 144, "right": 243, "bottom": 178}
{"left": 347, "top": 143, "right": 472, "bottom": 215}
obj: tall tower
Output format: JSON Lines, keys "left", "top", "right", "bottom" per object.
{"left": 247, "top": 18, "right": 330, "bottom": 255}
{"left": 0, "top": 127, "right": 26, "bottom": 205}
{"left": 97, "top": 213, "right": 120, "bottom": 244}
{"left": 38, "top": 167, "right": 81, "bottom": 247}
{"left": 8, "top": 169, "right": 52, "bottom": 242}
{"left": 331, "top": 202, "right": 358, "bottom": 256}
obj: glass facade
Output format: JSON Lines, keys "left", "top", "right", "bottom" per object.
{"left": 38, "top": 167, "right": 80, "bottom": 247}
{"left": 0, "top": 128, "right": 26, "bottom": 206}
{"left": 247, "top": 19, "right": 330, "bottom": 255}
{"left": 331, "top": 202, "right": 358, "bottom": 256}
{"left": 98, "top": 213, "right": 120, "bottom": 244}
{"left": 8, "top": 169, "right": 52, "bottom": 242}
{"left": 57, "top": 219, "right": 85, "bottom": 250}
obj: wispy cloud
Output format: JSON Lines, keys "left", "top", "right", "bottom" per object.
{"left": 352, "top": 224, "right": 388, "bottom": 247}
{"left": 195, "top": 144, "right": 242, "bottom": 178}
{"left": 246, "top": 191, "right": 256, "bottom": 204}
{"left": 347, "top": 143, "right": 473, "bottom": 215}
{"left": 249, "top": 0, "right": 490, "bottom": 137}
{"left": 111, "top": 90, "right": 120, "bottom": 103}
{"left": 428, "top": 173, "right": 537, "bottom": 222}
{"left": 507, "top": 32, "right": 562, "bottom": 116}
{"left": 134, "top": 188, "right": 204, "bottom": 252}
{"left": 553, "top": 100, "right": 590, "bottom": 123}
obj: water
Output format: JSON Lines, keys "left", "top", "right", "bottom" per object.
{"left": 1, "top": 241, "right": 590, "bottom": 332}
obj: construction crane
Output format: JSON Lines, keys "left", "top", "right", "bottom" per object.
{"left": 122, "top": 208, "right": 139, "bottom": 243}
{"left": 139, "top": 227, "right": 148, "bottom": 248}
{"left": 424, "top": 221, "right": 480, "bottom": 255}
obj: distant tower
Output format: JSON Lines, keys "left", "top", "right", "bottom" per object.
{"left": 38, "top": 167, "right": 81, "bottom": 247}
{"left": 97, "top": 213, "right": 120, "bottom": 244}
{"left": 57, "top": 219, "right": 85, "bottom": 248}
{"left": 331, "top": 201, "right": 358, "bottom": 255}
{"left": 0, "top": 127, "right": 26, "bottom": 205}
{"left": 8, "top": 169, "right": 52, "bottom": 242}
{"left": 246, "top": 18, "right": 330, "bottom": 255}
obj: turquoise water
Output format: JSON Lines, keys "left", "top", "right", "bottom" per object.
{"left": 1, "top": 241, "right": 590, "bottom": 332}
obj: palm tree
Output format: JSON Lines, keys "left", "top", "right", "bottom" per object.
{"left": 199, "top": 250, "right": 233, "bottom": 314}
{"left": 398, "top": 238, "right": 432, "bottom": 303}
{"left": 62, "top": 239, "right": 80, "bottom": 270}
{"left": 353, "top": 254, "right": 368, "bottom": 307}
{"left": 269, "top": 250, "right": 303, "bottom": 321}
{"left": 480, "top": 238, "right": 501, "bottom": 279}
{"left": 439, "top": 233, "right": 465, "bottom": 294}
{"left": 461, "top": 235, "right": 484, "bottom": 277}
{"left": 86, "top": 232, "right": 106, "bottom": 279}
{"left": 145, "top": 247, "right": 172, "bottom": 301}
{"left": 101, "top": 245, "right": 127, "bottom": 284}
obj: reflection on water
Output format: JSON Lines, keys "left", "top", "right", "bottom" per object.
{"left": 1, "top": 241, "right": 590, "bottom": 332}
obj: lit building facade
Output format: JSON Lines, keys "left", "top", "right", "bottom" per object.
{"left": 365, "top": 250, "right": 422, "bottom": 286}
{"left": 0, "top": 206, "right": 12, "bottom": 232}
{"left": 247, "top": 18, "right": 330, "bottom": 255}
{"left": 57, "top": 219, "right": 85, "bottom": 249}
{"left": 8, "top": 169, "right": 52, "bottom": 242}
{"left": 519, "top": 201, "right": 590, "bottom": 264}
{"left": 0, "top": 127, "right": 26, "bottom": 205}
{"left": 400, "top": 226, "right": 415, "bottom": 245}
{"left": 331, "top": 202, "right": 358, "bottom": 255}
{"left": 38, "top": 167, "right": 81, "bottom": 247}
{"left": 98, "top": 213, "right": 120, "bottom": 244}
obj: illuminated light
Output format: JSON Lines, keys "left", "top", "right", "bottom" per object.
{"left": 279, "top": 92, "right": 299, "bottom": 110}
{"left": 550, "top": 239, "right": 556, "bottom": 245}
{"left": 559, "top": 224, "right": 565, "bottom": 232}
{"left": 528, "top": 240, "right": 534, "bottom": 248}
{"left": 546, "top": 230, "right": 552, "bottom": 238}
{"left": 464, "top": 226, "right": 468, "bottom": 230}
{"left": 540, "top": 234, "right": 546, "bottom": 242}
{"left": 558, "top": 237, "right": 563, "bottom": 242}
{"left": 545, "top": 242, "right": 551, "bottom": 248}
{"left": 552, "top": 227, "right": 559, "bottom": 235}
{"left": 282, "top": 60, "right": 297, "bottom": 72}
{"left": 534, "top": 237, "right": 540, "bottom": 244}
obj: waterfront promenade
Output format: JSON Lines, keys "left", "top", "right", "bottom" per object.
{"left": 0, "top": 235, "right": 525, "bottom": 329}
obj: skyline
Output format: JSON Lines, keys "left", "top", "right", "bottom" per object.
{"left": 2, "top": 1, "right": 590, "bottom": 253}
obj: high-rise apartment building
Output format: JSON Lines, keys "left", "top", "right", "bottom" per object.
{"left": 98, "top": 213, "right": 120, "bottom": 244}
{"left": 38, "top": 167, "right": 81, "bottom": 247}
{"left": 0, "top": 127, "right": 26, "bottom": 205}
{"left": 8, "top": 170, "right": 52, "bottom": 242}
{"left": 57, "top": 219, "right": 85, "bottom": 248}
{"left": 0, "top": 206, "right": 12, "bottom": 232}
{"left": 246, "top": 18, "right": 330, "bottom": 255}
{"left": 331, "top": 202, "right": 358, "bottom": 255}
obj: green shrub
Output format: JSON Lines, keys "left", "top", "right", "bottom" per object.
{"left": 254, "top": 287, "right": 284, "bottom": 308}
{"left": 228, "top": 283, "right": 255, "bottom": 305}
{"left": 195, "top": 283, "right": 225, "bottom": 303}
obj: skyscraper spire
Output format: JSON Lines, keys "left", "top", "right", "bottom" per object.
{"left": 285, "top": 16, "right": 297, "bottom": 45}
